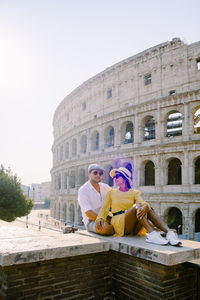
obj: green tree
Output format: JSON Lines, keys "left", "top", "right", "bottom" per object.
{"left": 0, "top": 165, "right": 33, "bottom": 222}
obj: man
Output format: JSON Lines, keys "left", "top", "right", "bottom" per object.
{"left": 78, "top": 164, "right": 114, "bottom": 235}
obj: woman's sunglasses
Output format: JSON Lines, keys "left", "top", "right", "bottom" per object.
{"left": 113, "top": 174, "right": 122, "bottom": 179}
{"left": 92, "top": 171, "right": 103, "bottom": 176}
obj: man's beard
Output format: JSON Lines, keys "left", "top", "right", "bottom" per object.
{"left": 91, "top": 178, "right": 101, "bottom": 184}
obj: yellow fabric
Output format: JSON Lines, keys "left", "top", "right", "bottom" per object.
{"left": 96, "top": 188, "right": 151, "bottom": 237}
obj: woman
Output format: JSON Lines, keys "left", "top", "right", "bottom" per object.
{"left": 96, "top": 167, "right": 181, "bottom": 246}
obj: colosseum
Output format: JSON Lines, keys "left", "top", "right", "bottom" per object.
{"left": 51, "top": 38, "right": 200, "bottom": 240}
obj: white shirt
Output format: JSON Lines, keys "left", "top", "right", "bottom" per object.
{"left": 78, "top": 181, "right": 111, "bottom": 226}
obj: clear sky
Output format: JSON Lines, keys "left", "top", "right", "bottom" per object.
{"left": 0, "top": 0, "right": 199, "bottom": 185}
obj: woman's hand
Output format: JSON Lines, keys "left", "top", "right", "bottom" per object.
{"left": 96, "top": 218, "right": 104, "bottom": 230}
{"left": 136, "top": 204, "right": 148, "bottom": 220}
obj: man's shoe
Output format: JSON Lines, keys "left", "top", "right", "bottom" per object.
{"left": 146, "top": 231, "right": 168, "bottom": 245}
{"left": 166, "top": 230, "right": 182, "bottom": 246}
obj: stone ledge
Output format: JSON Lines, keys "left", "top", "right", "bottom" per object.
{"left": 78, "top": 230, "right": 200, "bottom": 266}
{"left": 1, "top": 222, "right": 200, "bottom": 267}
{"left": 0, "top": 223, "right": 109, "bottom": 267}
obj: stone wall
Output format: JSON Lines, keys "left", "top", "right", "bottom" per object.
{"left": 0, "top": 253, "right": 111, "bottom": 300}
{"left": 111, "top": 252, "right": 198, "bottom": 300}
{"left": 0, "top": 251, "right": 199, "bottom": 300}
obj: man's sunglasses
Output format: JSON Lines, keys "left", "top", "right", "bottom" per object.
{"left": 113, "top": 174, "right": 122, "bottom": 179}
{"left": 92, "top": 171, "right": 104, "bottom": 176}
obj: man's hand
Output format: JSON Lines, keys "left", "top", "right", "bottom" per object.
{"left": 136, "top": 204, "right": 148, "bottom": 220}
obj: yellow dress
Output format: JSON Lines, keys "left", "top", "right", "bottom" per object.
{"left": 96, "top": 188, "right": 151, "bottom": 237}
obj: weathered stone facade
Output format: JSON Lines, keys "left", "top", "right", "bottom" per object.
{"left": 51, "top": 38, "right": 200, "bottom": 237}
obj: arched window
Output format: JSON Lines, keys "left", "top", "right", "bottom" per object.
{"left": 69, "top": 170, "right": 76, "bottom": 188}
{"left": 69, "top": 204, "right": 75, "bottom": 224}
{"left": 78, "top": 206, "right": 84, "bottom": 225}
{"left": 58, "top": 174, "right": 61, "bottom": 189}
{"left": 72, "top": 139, "right": 77, "bottom": 156}
{"left": 193, "top": 106, "right": 200, "bottom": 134}
{"left": 145, "top": 161, "right": 155, "bottom": 186}
{"left": 58, "top": 203, "right": 61, "bottom": 220}
{"left": 123, "top": 122, "right": 134, "bottom": 144}
{"left": 54, "top": 203, "right": 56, "bottom": 218}
{"left": 168, "top": 158, "right": 182, "bottom": 185}
{"left": 63, "top": 172, "right": 67, "bottom": 189}
{"left": 195, "top": 157, "right": 200, "bottom": 184}
{"left": 104, "top": 165, "right": 113, "bottom": 187}
{"left": 166, "top": 111, "right": 182, "bottom": 137}
{"left": 167, "top": 207, "right": 182, "bottom": 234}
{"left": 80, "top": 135, "right": 87, "bottom": 153}
{"left": 79, "top": 169, "right": 86, "bottom": 186}
{"left": 91, "top": 131, "right": 100, "bottom": 151}
{"left": 65, "top": 142, "right": 69, "bottom": 159}
{"left": 143, "top": 116, "right": 155, "bottom": 141}
{"left": 60, "top": 146, "right": 63, "bottom": 161}
{"left": 105, "top": 126, "right": 114, "bottom": 147}
{"left": 195, "top": 209, "right": 200, "bottom": 233}
{"left": 63, "top": 203, "right": 67, "bottom": 222}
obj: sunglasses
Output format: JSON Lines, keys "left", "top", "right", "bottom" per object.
{"left": 113, "top": 174, "right": 122, "bottom": 179}
{"left": 92, "top": 171, "right": 104, "bottom": 176}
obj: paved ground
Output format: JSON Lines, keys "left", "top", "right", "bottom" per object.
{"left": 0, "top": 209, "right": 63, "bottom": 238}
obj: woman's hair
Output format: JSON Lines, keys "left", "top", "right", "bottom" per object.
{"left": 118, "top": 173, "right": 132, "bottom": 189}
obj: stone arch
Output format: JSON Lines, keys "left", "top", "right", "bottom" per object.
{"left": 58, "top": 174, "right": 61, "bottom": 189}
{"left": 65, "top": 142, "right": 69, "bottom": 159}
{"left": 193, "top": 105, "right": 200, "bottom": 134}
{"left": 60, "top": 145, "right": 64, "bottom": 161}
{"left": 121, "top": 121, "right": 134, "bottom": 144}
{"left": 144, "top": 160, "right": 155, "bottom": 186}
{"left": 104, "top": 125, "right": 115, "bottom": 148}
{"left": 166, "top": 110, "right": 183, "bottom": 137}
{"left": 78, "top": 168, "right": 86, "bottom": 186}
{"left": 80, "top": 135, "right": 87, "bottom": 153}
{"left": 91, "top": 130, "right": 100, "bottom": 151}
{"left": 69, "top": 203, "right": 75, "bottom": 224}
{"left": 103, "top": 164, "right": 113, "bottom": 187}
{"left": 78, "top": 206, "right": 84, "bottom": 225}
{"left": 168, "top": 158, "right": 182, "bottom": 185}
{"left": 72, "top": 138, "right": 77, "bottom": 156}
{"left": 63, "top": 172, "right": 68, "bottom": 189}
{"left": 57, "top": 202, "right": 61, "bottom": 220}
{"left": 54, "top": 203, "right": 56, "bottom": 219}
{"left": 62, "top": 203, "right": 67, "bottom": 222}
{"left": 69, "top": 170, "right": 76, "bottom": 188}
{"left": 56, "top": 147, "right": 59, "bottom": 163}
{"left": 195, "top": 209, "right": 200, "bottom": 232}
{"left": 194, "top": 156, "right": 200, "bottom": 184}
{"left": 142, "top": 116, "right": 156, "bottom": 141}
{"left": 165, "top": 207, "right": 183, "bottom": 234}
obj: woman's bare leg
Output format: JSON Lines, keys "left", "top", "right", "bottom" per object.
{"left": 125, "top": 205, "right": 155, "bottom": 235}
{"left": 138, "top": 216, "right": 155, "bottom": 233}
{"left": 124, "top": 205, "right": 139, "bottom": 234}
{"left": 147, "top": 209, "right": 170, "bottom": 233}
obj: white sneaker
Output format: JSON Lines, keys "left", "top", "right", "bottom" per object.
{"left": 166, "top": 230, "right": 182, "bottom": 246}
{"left": 146, "top": 231, "right": 168, "bottom": 245}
